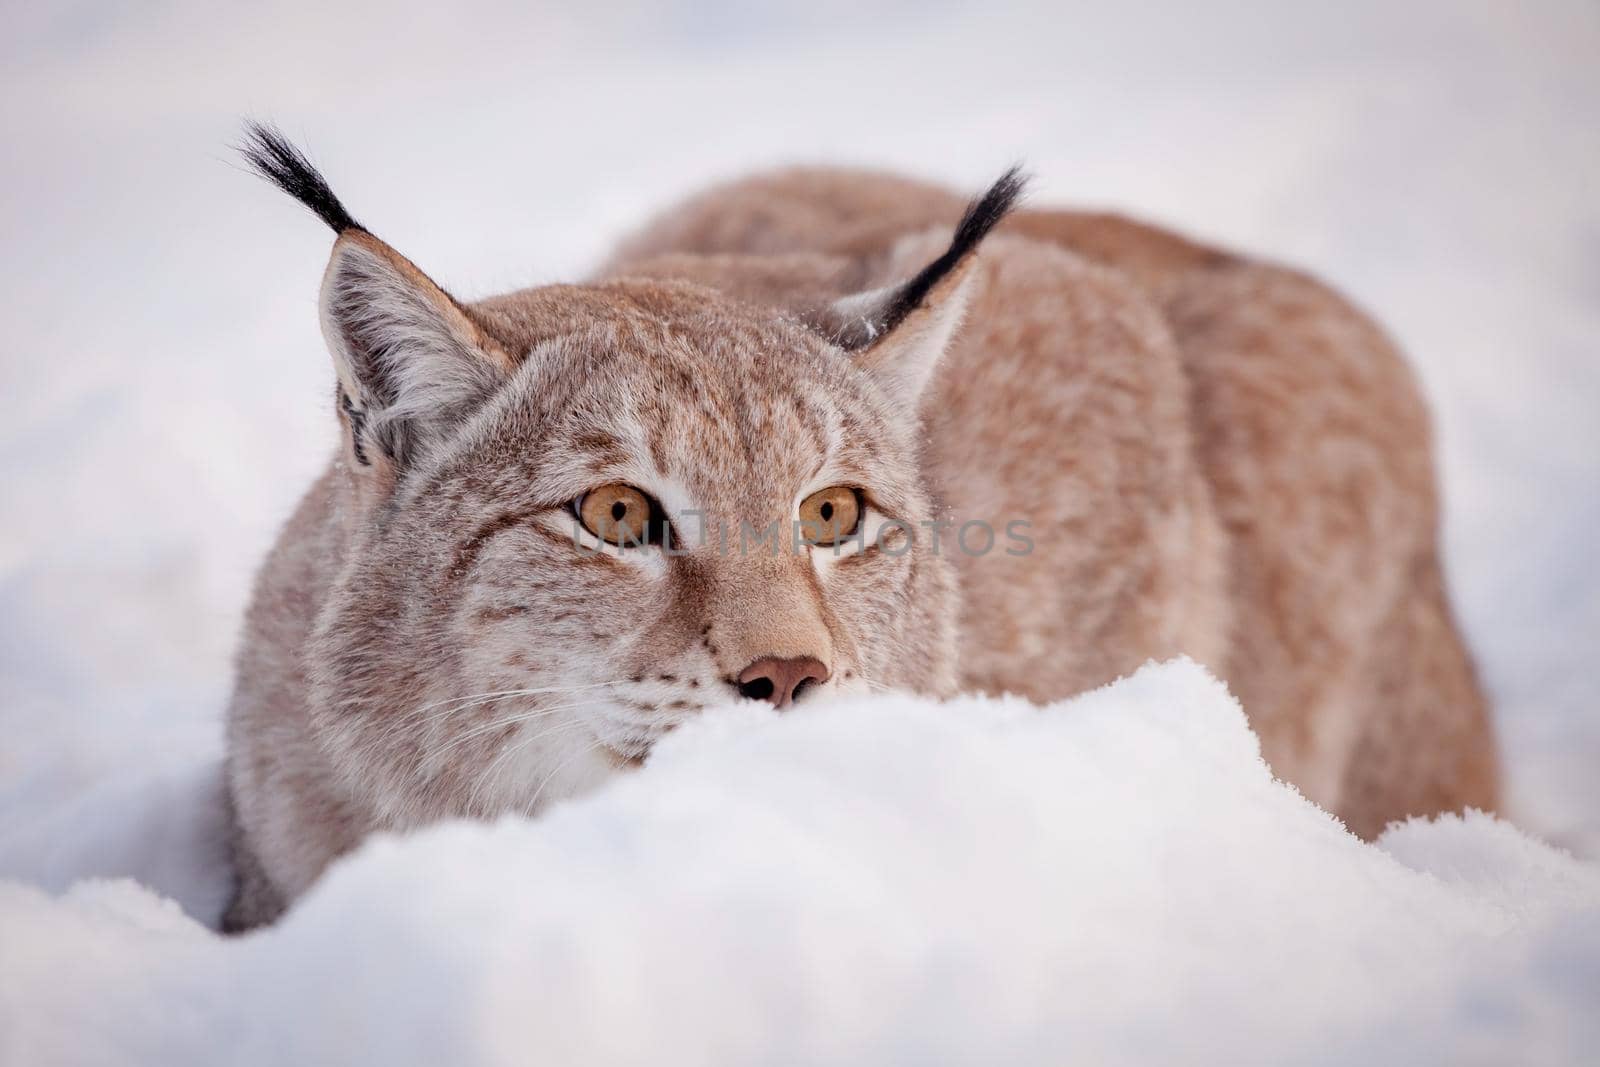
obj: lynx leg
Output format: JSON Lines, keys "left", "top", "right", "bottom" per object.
{"left": 1336, "top": 552, "right": 1500, "bottom": 839}
{"left": 220, "top": 818, "right": 288, "bottom": 934}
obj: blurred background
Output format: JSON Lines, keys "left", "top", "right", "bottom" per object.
{"left": 2, "top": 0, "right": 1596, "bottom": 849}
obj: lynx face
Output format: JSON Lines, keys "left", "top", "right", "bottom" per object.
{"left": 239, "top": 127, "right": 1021, "bottom": 829}
{"left": 311, "top": 298, "right": 960, "bottom": 825}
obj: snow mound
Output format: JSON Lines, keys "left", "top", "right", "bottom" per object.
{"left": 2, "top": 659, "right": 1596, "bottom": 1066}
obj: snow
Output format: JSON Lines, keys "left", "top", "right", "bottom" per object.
{"left": 2, "top": 0, "right": 1598, "bottom": 1062}
{"left": 2, "top": 661, "right": 1597, "bottom": 1066}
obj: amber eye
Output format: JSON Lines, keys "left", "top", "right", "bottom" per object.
{"left": 576, "top": 484, "right": 665, "bottom": 547}
{"left": 798, "top": 486, "right": 863, "bottom": 546}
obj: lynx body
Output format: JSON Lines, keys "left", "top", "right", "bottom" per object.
{"left": 223, "top": 131, "right": 1497, "bottom": 930}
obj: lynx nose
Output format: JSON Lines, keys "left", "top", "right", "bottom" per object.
{"left": 736, "top": 656, "right": 830, "bottom": 708}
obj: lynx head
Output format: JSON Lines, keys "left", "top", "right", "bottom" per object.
{"left": 240, "top": 124, "right": 1021, "bottom": 827}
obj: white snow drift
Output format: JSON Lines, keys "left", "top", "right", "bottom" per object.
{"left": 2, "top": 660, "right": 1596, "bottom": 1066}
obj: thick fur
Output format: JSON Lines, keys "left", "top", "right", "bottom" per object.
{"left": 222, "top": 158, "right": 1497, "bottom": 931}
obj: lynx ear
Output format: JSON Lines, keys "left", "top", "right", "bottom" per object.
{"left": 240, "top": 121, "right": 511, "bottom": 471}
{"left": 318, "top": 232, "right": 511, "bottom": 469}
{"left": 819, "top": 168, "right": 1025, "bottom": 408}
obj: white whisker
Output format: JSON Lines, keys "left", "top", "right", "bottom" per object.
{"left": 373, "top": 680, "right": 627, "bottom": 749}
{"left": 467, "top": 719, "right": 595, "bottom": 815}
{"left": 526, "top": 737, "right": 607, "bottom": 815}
{"left": 406, "top": 680, "right": 621, "bottom": 721}
{"left": 427, "top": 699, "right": 606, "bottom": 761}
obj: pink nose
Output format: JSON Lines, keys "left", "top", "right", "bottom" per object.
{"left": 736, "top": 656, "right": 830, "bottom": 708}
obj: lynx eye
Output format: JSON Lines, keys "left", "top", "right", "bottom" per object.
{"left": 575, "top": 484, "right": 665, "bottom": 547}
{"left": 798, "top": 486, "right": 862, "bottom": 546}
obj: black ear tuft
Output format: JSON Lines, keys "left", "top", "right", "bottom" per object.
{"left": 875, "top": 166, "right": 1028, "bottom": 336}
{"left": 238, "top": 121, "right": 364, "bottom": 234}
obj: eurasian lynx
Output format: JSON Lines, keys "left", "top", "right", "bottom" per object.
{"left": 222, "top": 126, "right": 1498, "bottom": 930}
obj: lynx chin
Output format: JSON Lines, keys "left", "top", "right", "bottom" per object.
{"left": 222, "top": 123, "right": 1499, "bottom": 931}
